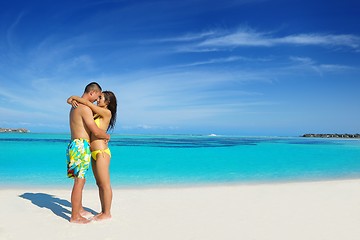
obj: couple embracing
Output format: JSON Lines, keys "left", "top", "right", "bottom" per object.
{"left": 66, "top": 82, "right": 117, "bottom": 224}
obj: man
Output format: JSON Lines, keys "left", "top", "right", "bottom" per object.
{"left": 66, "top": 82, "right": 110, "bottom": 224}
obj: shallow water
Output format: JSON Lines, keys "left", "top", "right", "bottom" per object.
{"left": 1, "top": 133, "right": 360, "bottom": 187}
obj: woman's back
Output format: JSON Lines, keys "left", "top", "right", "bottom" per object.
{"left": 91, "top": 114, "right": 111, "bottom": 150}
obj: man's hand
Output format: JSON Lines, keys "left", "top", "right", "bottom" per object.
{"left": 105, "top": 133, "right": 110, "bottom": 142}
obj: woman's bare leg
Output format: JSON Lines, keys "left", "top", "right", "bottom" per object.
{"left": 92, "top": 158, "right": 104, "bottom": 212}
{"left": 92, "top": 153, "right": 112, "bottom": 220}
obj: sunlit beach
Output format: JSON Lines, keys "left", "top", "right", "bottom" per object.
{"left": 1, "top": 180, "right": 360, "bottom": 240}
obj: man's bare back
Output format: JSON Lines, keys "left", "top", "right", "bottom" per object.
{"left": 69, "top": 104, "right": 93, "bottom": 140}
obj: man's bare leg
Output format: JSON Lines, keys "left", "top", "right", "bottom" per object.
{"left": 70, "top": 178, "right": 90, "bottom": 224}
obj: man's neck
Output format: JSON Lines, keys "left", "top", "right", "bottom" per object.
{"left": 82, "top": 93, "right": 92, "bottom": 102}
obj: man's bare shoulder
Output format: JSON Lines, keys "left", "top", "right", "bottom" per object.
{"left": 77, "top": 104, "right": 94, "bottom": 120}
{"left": 76, "top": 104, "right": 92, "bottom": 113}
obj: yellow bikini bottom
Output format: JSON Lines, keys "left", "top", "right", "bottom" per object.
{"left": 91, "top": 148, "right": 111, "bottom": 160}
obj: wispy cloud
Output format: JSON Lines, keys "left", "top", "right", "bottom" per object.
{"left": 318, "top": 64, "right": 353, "bottom": 71}
{"left": 6, "top": 11, "right": 26, "bottom": 50}
{"left": 89, "top": 67, "right": 276, "bottom": 130}
{"left": 277, "top": 34, "right": 360, "bottom": 48}
{"left": 56, "top": 55, "right": 95, "bottom": 72}
{"left": 168, "top": 55, "right": 272, "bottom": 69}
{"left": 289, "top": 56, "right": 316, "bottom": 65}
{"left": 199, "top": 28, "right": 273, "bottom": 47}
{"left": 153, "top": 30, "right": 218, "bottom": 43}
{"left": 0, "top": 78, "right": 78, "bottom": 115}
{"left": 169, "top": 28, "right": 360, "bottom": 51}
{"left": 172, "top": 56, "right": 247, "bottom": 68}
{"left": 289, "top": 56, "right": 355, "bottom": 75}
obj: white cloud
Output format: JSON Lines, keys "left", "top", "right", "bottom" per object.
{"left": 318, "top": 64, "right": 354, "bottom": 71}
{"left": 172, "top": 28, "right": 360, "bottom": 51}
{"left": 56, "top": 55, "right": 95, "bottom": 72}
{"left": 289, "top": 56, "right": 315, "bottom": 65}
{"left": 6, "top": 12, "right": 25, "bottom": 50}
{"left": 0, "top": 105, "right": 65, "bottom": 129}
{"left": 172, "top": 56, "right": 246, "bottom": 67}
{"left": 152, "top": 30, "right": 218, "bottom": 43}
{"left": 93, "top": 68, "right": 275, "bottom": 129}
{"left": 289, "top": 56, "right": 355, "bottom": 75}
{"left": 277, "top": 34, "right": 360, "bottom": 48}
{"left": 199, "top": 29, "right": 272, "bottom": 47}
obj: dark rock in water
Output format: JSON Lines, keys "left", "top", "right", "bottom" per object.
{"left": 0, "top": 128, "right": 30, "bottom": 133}
{"left": 302, "top": 133, "right": 360, "bottom": 138}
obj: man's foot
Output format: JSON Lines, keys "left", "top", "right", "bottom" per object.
{"left": 70, "top": 216, "right": 91, "bottom": 224}
{"left": 92, "top": 213, "right": 112, "bottom": 222}
{"left": 80, "top": 209, "right": 95, "bottom": 219}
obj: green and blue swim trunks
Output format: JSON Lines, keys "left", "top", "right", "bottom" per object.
{"left": 66, "top": 138, "right": 91, "bottom": 179}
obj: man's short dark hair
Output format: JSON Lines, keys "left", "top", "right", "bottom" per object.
{"left": 84, "top": 82, "right": 102, "bottom": 93}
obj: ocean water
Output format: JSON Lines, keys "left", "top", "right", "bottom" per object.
{"left": 1, "top": 133, "right": 360, "bottom": 188}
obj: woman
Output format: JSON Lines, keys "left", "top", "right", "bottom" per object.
{"left": 67, "top": 91, "right": 117, "bottom": 221}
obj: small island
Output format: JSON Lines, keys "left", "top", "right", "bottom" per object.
{"left": 302, "top": 133, "right": 360, "bottom": 139}
{"left": 0, "top": 128, "right": 30, "bottom": 133}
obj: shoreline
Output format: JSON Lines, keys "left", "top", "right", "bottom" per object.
{"left": 2, "top": 175, "right": 360, "bottom": 190}
{"left": 1, "top": 179, "right": 360, "bottom": 240}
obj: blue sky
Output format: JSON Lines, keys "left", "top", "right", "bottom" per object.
{"left": 0, "top": 0, "right": 359, "bottom": 136}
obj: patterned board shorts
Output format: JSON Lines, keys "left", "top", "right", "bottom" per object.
{"left": 66, "top": 138, "right": 91, "bottom": 179}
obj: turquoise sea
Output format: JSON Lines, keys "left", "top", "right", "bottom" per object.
{"left": 1, "top": 133, "right": 360, "bottom": 188}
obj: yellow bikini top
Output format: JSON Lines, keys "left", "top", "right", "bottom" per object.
{"left": 94, "top": 114, "right": 101, "bottom": 127}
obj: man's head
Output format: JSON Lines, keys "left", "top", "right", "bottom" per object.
{"left": 83, "top": 82, "right": 102, "bottom": 103}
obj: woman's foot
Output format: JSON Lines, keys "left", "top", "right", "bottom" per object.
{"left": 92, "top": 212, "right": 112, "bottom": 221}
{"left": 80, "top": 209, "right": 95, "bottom": 219}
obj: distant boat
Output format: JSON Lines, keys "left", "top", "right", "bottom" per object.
{"left": 208, "top": 134, "right": 217, "bottom": 137}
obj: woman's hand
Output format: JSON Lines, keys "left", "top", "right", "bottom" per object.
{"left": 71, "top": 100, "right": 79, "bottom": 108}
{"left": 67, "top": 96, "right": 79, "bottom": 108}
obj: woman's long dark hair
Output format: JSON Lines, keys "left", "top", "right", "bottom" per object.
{"left": 103, "top": 91, "right": 117, "bottom": 131}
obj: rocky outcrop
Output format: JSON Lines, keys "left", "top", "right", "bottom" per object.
{"left": 302, "top": 133, "right": 360, "bottom": 138}
{"left": 0, "top": 128, "right": 30, "bottom": 133}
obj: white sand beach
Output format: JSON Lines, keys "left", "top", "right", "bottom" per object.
{"left": 1, "top": 179, "right": 360, "bottom": 240}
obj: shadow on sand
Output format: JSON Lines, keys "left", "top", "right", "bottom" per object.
{"left": 19, "top": 193, "right": 97, "bottom": 222}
